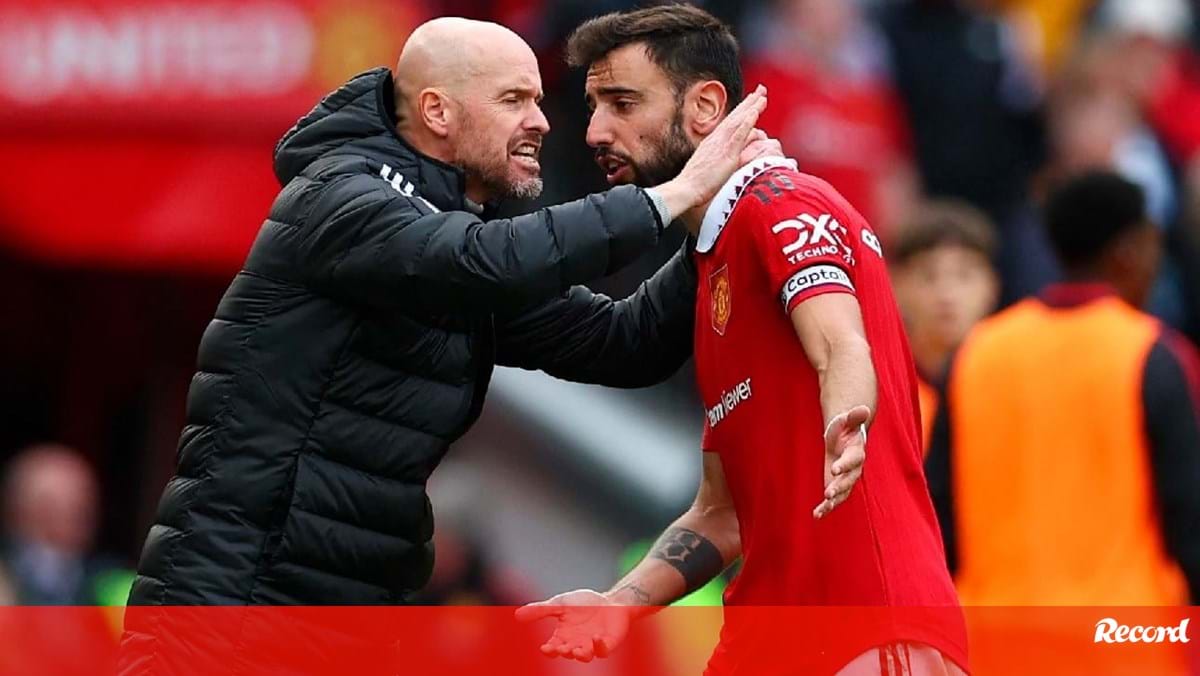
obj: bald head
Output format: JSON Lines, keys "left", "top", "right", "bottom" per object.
{"left": 392, "top": 17, "right": 550, "bottom": 204}
{"left": 395, "top": 18, "right": 536, "bottom": 114}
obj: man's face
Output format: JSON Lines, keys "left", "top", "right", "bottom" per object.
{"left": 894, "top": 244, "right": 998, "bottom": 355}
{"left": 450, "top": 49, "right": 549, "bottom": 201}
{"left": 584, "top": 43, "right": 696, "bottom": 188}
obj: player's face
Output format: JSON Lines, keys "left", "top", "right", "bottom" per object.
{"left": 894, "top": 244, "right": 998, "bottom": 356}
{"left": 450, "top": 49, "right": 549, "bottom": 201}
{"left": 584, "top": 43, "right": 696, "bottom": 187}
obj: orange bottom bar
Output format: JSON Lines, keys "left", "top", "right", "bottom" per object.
{"left": 0, "top": 606, "right": 1195, "bottom": 675}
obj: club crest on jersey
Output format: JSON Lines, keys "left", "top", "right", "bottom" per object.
{"left": 710, "top": 265, "right": 732, "bottom": 335}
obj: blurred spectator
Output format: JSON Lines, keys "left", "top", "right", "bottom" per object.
{"left": 926, "top": 172, "right": 1200, "bottom": 612}
{"left": 744, "top": 0, "right": 917, "bottom": 235}
{"left": 890, "top": 201, "right": 999, "bottom": 449}
{"left": 2, "top": 444, "right": 131, "bottom": 605}
{"left": 878, "top": 0, "right": 1047, "bottom": 300}
{"left": 1181, "top": 161, "right": 1200, "bottom": 342}
{"left": 1114, "top": 0, "right": 1200, "bottom": 168}
{"left": 1046, "top": 0, "right": 1196, "bottom": 328}
{"left": 878, "top": 0, "right": 1044, "bottom": 227}
{"left": 996, "top": 0, "right": 1097, "bottom": 75}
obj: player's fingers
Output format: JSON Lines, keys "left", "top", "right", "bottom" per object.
{"left": 813, "top": 498, "right": 832, "bottom": 519}
{"left": 831, "top": 449, "right": 865, "bottom": 476}
{"left": 828, "top": 467, "right": 862, "bottom": 499}
{"left": 845, "top": 405, "right": 872, "bottom": 428}
{"left": 572, "top": 644, "right": 595, "bottom": 663}
{"left": 594, "top": 636, "right": 611, "bottom": 659}
{"left": 541, "top": 635, "right": 565, "bottom": 657}
{"left": 515, "top": 602, "right": 562, "bottom": 623}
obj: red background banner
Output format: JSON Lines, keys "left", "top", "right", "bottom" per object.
{"left": 0, "top": 0, "right": 427, "bottom": 272}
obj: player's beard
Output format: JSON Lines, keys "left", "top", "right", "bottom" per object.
{"left": 454, "top": 115, "right": 544, "bottom": 201}
{"left": 629, "top": 106, "right": 696, "bottom": 188}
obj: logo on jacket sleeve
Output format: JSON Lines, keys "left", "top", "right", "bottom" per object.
{"left": 710, "top": 265, "right": 732, "bottom": 335}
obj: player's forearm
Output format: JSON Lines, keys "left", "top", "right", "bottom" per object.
{"left": 604, "top": 507, "right": 740, "bottom": 617}
{"left": 817, "top": 335, "right": 878, "bottom": 427}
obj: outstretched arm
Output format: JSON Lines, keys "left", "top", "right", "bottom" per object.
{"left": 607, "top": 452, "right": 740, "bottom": 610}
{"left": 790, "top": 292, "right": 875, "bottom": 518}
{"left": 494, "top": 243, "right": 695, "bottom": 388}
{"left": 516, "top": 452, "right": 739, "bottom": 661}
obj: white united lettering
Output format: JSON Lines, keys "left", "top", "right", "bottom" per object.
{"left": 0, "top": 4, "right": 314, "bottom": 103}
{"left": 1094, "top": 617, "right": 1190, "bottom": 644}
{"left": 706, "top": 378, "right": 752, "bottom": 429}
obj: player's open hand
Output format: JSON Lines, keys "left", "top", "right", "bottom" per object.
{"left": 814, "top": 405, "right": 870, "bottom": 519}
{"left": 514, "top": 589, "right": 632, "bottom": 662}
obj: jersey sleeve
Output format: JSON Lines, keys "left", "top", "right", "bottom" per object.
{"left": 736, "top": 170, "right": 861, "bottom": 315}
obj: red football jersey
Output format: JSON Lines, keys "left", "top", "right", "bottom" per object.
{"left": 692, "top": 158, "right": 966, "bottom": 671}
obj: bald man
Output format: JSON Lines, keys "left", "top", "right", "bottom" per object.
{"left": 118, "top": 16, "right": 770, "bottom": 673}
{"left": 2, "top": 444, "right": 116, "bottom": 605}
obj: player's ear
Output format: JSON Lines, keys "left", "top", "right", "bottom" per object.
{"left": 686, "top": 80, "right": 727, "bottom": 136}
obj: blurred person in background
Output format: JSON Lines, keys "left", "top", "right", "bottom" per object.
{"left": 878, "top": 0, "right": 1047, "bottom": 302}
{"left": 2, "top": 444, "right": 130, "bottom": 605}
{"left": 926, "top": 172, "right": 1200, "bottom": 613}
{"left": 1046, "top": 0, "right": 1197, "bottom": 333}
{"left": 743, "top": 0, "right": 918, "bottom": 237}
{"left": 890, "top": 201, "right": 999, "bottom": 451}
{"left": 119, "top": 13, "right": 775, "bottom": 674}
{"left": 518, "top": 7, "right": 965, "bottom": 673}
{"left": 995, "top": 0, "right": 1096, "bottom": 76}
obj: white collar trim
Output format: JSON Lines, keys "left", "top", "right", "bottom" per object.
{"left": 695, "top": 156, "right": 797, "bottom": 253}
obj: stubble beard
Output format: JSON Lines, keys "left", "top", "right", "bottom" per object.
{"left": 455, "top": 117, "right": 544, "bottom": 201}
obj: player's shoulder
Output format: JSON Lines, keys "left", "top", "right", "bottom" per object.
{"left": 696, "top": 158, "right": 853, "bottom": 253}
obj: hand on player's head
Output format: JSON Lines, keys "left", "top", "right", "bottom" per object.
{"left": 739, "top": 129, "right": 784, "bottom": 166}
{"left": 673, "top": 85, "right": 768, "bottom": 204}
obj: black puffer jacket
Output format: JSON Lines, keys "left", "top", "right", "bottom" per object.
{"left": 126, "top": 68, "right": 695, "bottom": 608}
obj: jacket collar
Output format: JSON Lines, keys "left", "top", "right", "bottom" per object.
{"left": 273, "top": 67, "right": 469, "bottom": 214}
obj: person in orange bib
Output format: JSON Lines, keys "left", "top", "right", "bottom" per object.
{"left": 890, "top": 202, "right": 999, "bottom": 455}
{"left": 925, "top": 170, "right": 1200, "bottom": 671}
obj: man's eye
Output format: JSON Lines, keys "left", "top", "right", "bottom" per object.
{"left": 615, "top": 100, "right": 635, "bottom": 112}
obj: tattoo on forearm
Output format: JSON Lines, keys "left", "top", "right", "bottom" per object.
{"left": 614, "top": 582, "right": 651, "bottom": 605}
{"left": 649, "top": 527, "right": 724, "bottom": 594}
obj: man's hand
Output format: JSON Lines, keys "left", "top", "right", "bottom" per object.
{"left": 814, "top": 405, "right": 870, "bottom": 519}
{"left": 739, "top": 129, "right": 784, "bottom": 165}
{"left": 654, "top": 85, "right": 768, "bottom": 217}
{"left": 515, "top": 589, "right": 633, "bottom": 662}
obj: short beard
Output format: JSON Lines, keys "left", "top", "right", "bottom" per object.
{"left": 454, "top": 116, "right": 544, "bottom": 202}
{"left": 632, "top": 106, "right": 695, "bottom": 188}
